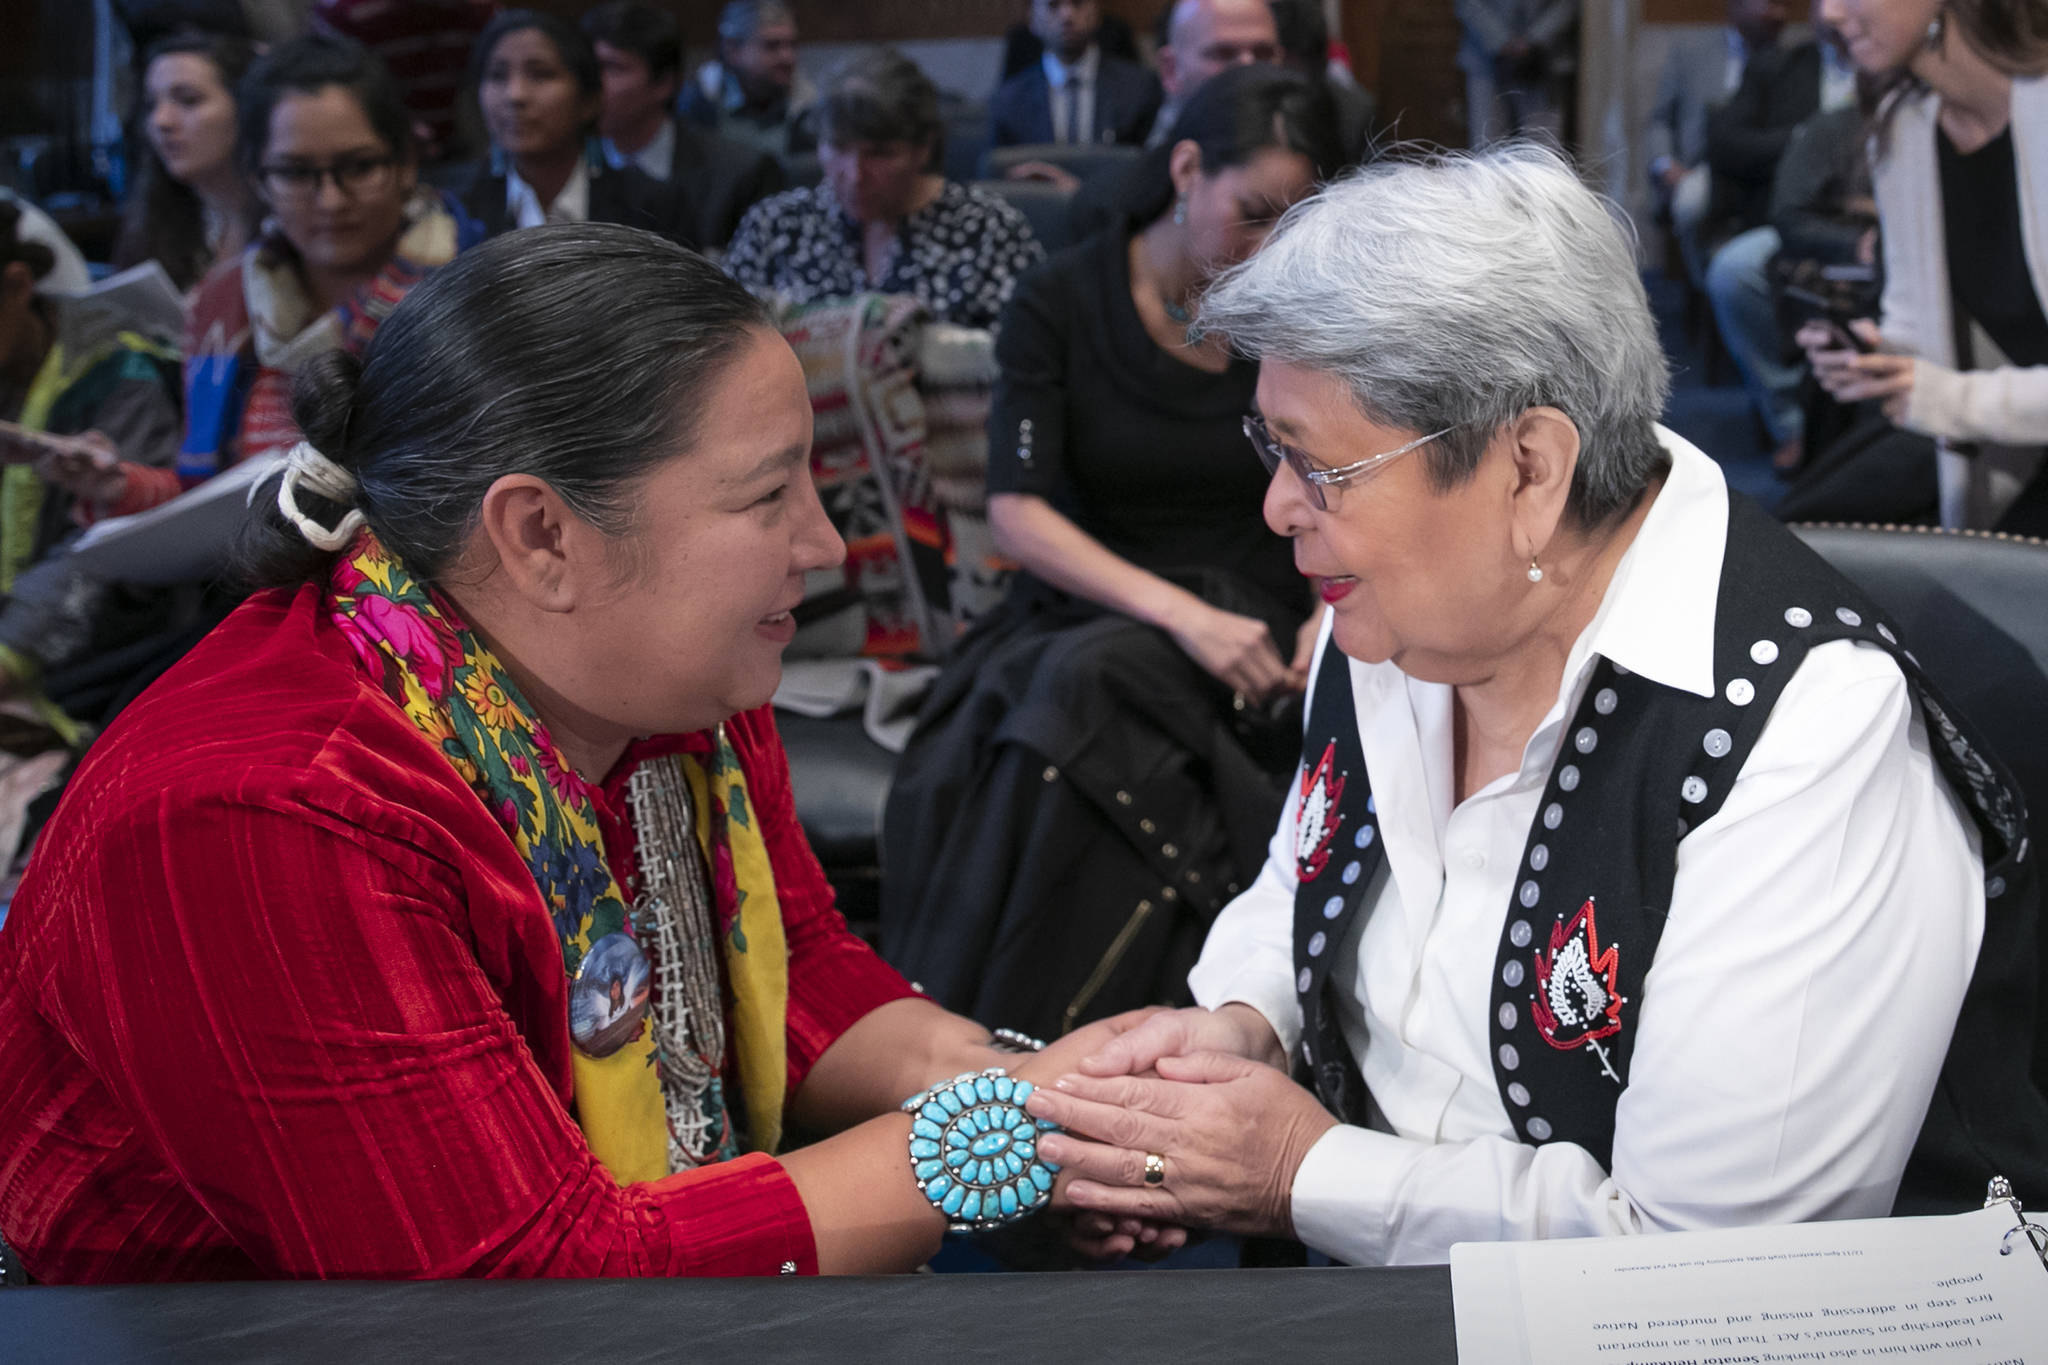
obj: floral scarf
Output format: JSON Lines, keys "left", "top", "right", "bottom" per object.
{"left": 328, "top": 534, "right": 790, "bottom": 1181}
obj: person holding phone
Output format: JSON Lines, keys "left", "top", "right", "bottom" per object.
{"left": 1796, "top": 0, "right": 2048, "bottom": 530}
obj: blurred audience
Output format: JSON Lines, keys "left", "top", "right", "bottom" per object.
{"left": 881, "top": 67, "right": 1342, "bottom": 1038}
{"left": 989, "top": 0, "right": 1163, "bottom": 149}
{"left": 0, "top": 196, "right": 92, "bottom": 297}
{"left": 441, "top": 11, "right": 695, "bottom": 246}
{"left": 113, "top": 31, "right": 261, "bottom": 294}
{"left": 1269, "top": 0, "right": 1376, "bottom": 164}
{"left": 581, "top": 1, "right": 785, "bottom": 251}
{"left": 0, "top": 201, "right": 182, "bottom": 699}
{"left": 1000, "top": 6, "right": 1140, "bottom": 79}
{"left": 1703, "top": 30, "right": 1860, "bottom": 458}
{"left": 1648, "top": 0, "right": 1790, "bottom": 283}
{"left": 1148, "top": 0, "right": 1283, "bottom": 146}
{"left": 1800, "top": 0, "right": 2048, "bottom": 531}
{"left": 312, "top": 0, "right": 497, "bottom": 163}
{"left": 1456, "top": 0, "right": 1579, "bottom": 146}
{"left": 44, "top": 35, "right": 459, "bottom": 527}
{"left": 723, "top": 49, "right": 1045, "bottom": 329}
{"left": 681, "top": 0, "right": 817, "bottom": 163}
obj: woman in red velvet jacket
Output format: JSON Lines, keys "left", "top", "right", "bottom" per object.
{"left": 0, "top": 225, "right": 1161, "bottom": 1283}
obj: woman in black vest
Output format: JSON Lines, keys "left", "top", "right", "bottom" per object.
{"left": 1021, "top": 144, "right": 2048, "bottom": 1265}
{"left": 439, "top": 11, "right": 697, "bottom": 249}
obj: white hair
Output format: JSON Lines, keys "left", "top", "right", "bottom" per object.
{"left": 1194, "top": 142, "right": 1672, "bottom": 526}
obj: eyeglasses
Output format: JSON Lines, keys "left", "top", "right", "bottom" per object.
{"left": 1243, "top": 413, "right": 1455, "bottom": 512}
{"left": 257, "top": 154, "right": 399, "bottom": 202}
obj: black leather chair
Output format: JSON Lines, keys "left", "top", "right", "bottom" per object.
{"left": 1793, "top": 521, "right": 2048, "bottom": 1088}
{"left": 979, "top": 141, "right": 1140, "bottom": 186}
{"left": 972, "top": 177, "right": 1076, "bottom": 254}
{"left": 778, "top": 711, "right": 894, "bottom": 936}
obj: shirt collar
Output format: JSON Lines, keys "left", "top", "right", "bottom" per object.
{"left": 1042, "top": 44, "right": 1101, "bottom": 88}
{"left": 601, "top": 120, "right": 674, "bottom": 180}
{"left": 505, "top": 157, "right": 591, "bottom": 229}
{"left": 1569, "top": 424, "right": 1728, "bottom": 700}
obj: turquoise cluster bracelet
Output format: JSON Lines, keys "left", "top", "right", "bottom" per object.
{"left": 901, "top": 1067, "right": 1061, "bottom": 1234}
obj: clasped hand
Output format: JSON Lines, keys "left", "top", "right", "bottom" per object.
{"left": 1033, "top": 1006, "right": 1337, "bottom": 1252}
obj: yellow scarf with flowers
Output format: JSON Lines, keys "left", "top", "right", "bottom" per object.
{"left": 328, "top": 533, "right": 790, "bottom": 1179}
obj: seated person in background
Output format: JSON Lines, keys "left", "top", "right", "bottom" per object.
{"left": 882, "top": 67, "right": 1342, "bottom": 1043}
{"left": 0, "top": 194, "right": 92, "bottom": 297}
{"left": 723, "top": 49, "right": 1045, "bottom": 330}
{"left": 1702, "top": 28, "right": 1859, "bottom": 463}
{"left": 582, "top": 1, "right": 786, "bottom": 253}
{"left": 41, "top": 35, "right": 460, "bottom": 528}
{"left": 311, "top": 0, "right": 497, "bottom": 164}
{"left": 1000, "top": 6, "right": 1140, "bottom": 78}
{"left": 1647, "top": 0, "right": 1788, "bottom": 284}
{"left": 1023, "top": 146, "right": 2048, "bottom": 1265}
{"left": 1270, "top": 0, "right": 1377, "bottom": 166}
{"left": 988, "top": 0, "right": 1163, "bottom": 149}
{"left": 1148, "top": 0, "right": 1283, "bottom": 146}
{"left": 681, "top": 0, "right": 817, "bottom": 164}
{"left": 441, "top": 11, "right": 698, "bottom": 248}
{"left": 0, "top": 203, "right": 181, "bottom": 698}
{"left": 113, "top": 30, "right": 261, "bottom": 294}
{"left": 1799, "top": 0, "right": 2048, "bottom": 533}
{"left": 0, "top": 225, "right": 1151, "bottom": 1283}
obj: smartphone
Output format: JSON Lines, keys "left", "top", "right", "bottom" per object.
{"left": 1783, "top": 284, "right": 1875, "bottom": 353}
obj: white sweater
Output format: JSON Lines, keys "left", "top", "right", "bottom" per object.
{"left": 1871, "top": 76, "right": 2048, "bottom": 526}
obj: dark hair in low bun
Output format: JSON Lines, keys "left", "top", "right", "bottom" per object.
{"left": 240, "top": 222, "right": 772, "bottom": 587}
{"left": 1124, "top": 65, "right": 1344, "bottom": 227}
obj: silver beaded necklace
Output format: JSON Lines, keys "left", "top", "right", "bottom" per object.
{"left": 626, "top": 750, "right": 733, "bottom": 1168}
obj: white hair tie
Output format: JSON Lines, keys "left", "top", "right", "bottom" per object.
{"left": 274, "top": 440, "right": 368, "bottom": 552}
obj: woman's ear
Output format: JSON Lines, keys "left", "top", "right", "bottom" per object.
{"left": 474, "top": 473, "right": 598, "bottom": 613}
{"left": 1506, "top": 406, "right": 1581, "bottom": 561}
{"left": 1167, "top": 137, "right": 1203, "bottom": 201}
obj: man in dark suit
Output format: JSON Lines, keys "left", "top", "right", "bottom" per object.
{"left": 989, "top": 0, "right": 1164, "bottom": 148}
{"left": 582, "top": 1, "right": 786, "bottom": 252}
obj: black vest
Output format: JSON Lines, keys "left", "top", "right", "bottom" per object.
{"left": 1291, "top": 493, "right": 2048, "bottom": 1213}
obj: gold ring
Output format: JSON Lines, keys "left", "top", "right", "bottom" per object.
{"left": 1143, "top": 1152, "right": 1166, "bottom": 1186}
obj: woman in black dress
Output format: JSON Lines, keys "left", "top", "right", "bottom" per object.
{"left": 881, "top": 66, "right": 1342, "bottom": 1041}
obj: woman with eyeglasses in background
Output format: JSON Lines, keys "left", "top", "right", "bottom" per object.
{"left": 40, "top": 34, "right": 463, "bottom": 524}
{"left": 112, "top": 29, "right": 261, "bottom": 294}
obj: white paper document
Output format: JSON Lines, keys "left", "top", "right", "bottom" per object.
{"left": 68, "top": 449, "right": 285, "bottom": 586}
{"left": 1453, "top": 1204, "right": 2048, "bottom": 1365}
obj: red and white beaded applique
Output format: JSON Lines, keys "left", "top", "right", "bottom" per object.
{"left": 1531, "top": 897, "right": 1626, "bottom": 1083}
{"left": 1294, "top": 741, "right": 1347, "bottom": 883}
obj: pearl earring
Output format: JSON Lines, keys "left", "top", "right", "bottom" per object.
{"left": 1527, "top": 558, "right": 1544, "bottom": 584}
{"left": 1172, "top": 194, "right": 1188, "bottom": 226}
{"left": 1925, "top": 10, "right": 1948, "bottom": 48}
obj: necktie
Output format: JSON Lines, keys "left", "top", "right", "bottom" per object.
{"left": 1063, "top": 77, "right": 1083, "bottom": 145}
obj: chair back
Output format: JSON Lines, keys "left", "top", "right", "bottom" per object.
{"left": 1792, "top": 522, "right": 2048, "bottom": 1087}
{"left": 972, "top": 178, "right": 1076, "bottom": 254}
{"left": 980, "top": 141, "right": 1141, "bottom": 185}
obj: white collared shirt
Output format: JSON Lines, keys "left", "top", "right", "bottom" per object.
{"left": 505, "top": 158, "right": 591, "bottom": 230}
{"left": 1042, "top": 44, "right": 1101, "bottom": 145}
{"left": 1189, "top": 428, "right": 1983, "bottom": 1265}
{"left": 602, "top": 119, "right": 676, "bottom": 182}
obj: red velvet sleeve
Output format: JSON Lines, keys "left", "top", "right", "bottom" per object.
{"left": 56, "top": 786, "right": 817, "bottom": 1279}
{"left": 724, "top": 706, "right": 920, "bottom": 1099}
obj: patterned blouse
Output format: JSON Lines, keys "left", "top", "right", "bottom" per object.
{"left": 723, "top": 180, "right": 1044, "bottom": 330}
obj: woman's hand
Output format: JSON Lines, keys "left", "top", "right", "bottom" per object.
{"left": 1165, "top": 598, "right": 1296, "bottom": 703}
{"left": 1798, "top": 319, "right": 1916, "bottom": 422}
{"left": 33, "top": 430, "right": 128, "bottom": 511}
{"left": 1027, "top": 1051, "right": 1338, "bottom": 1240}
{"left": 1074, "top": 1002, "right": 1286, "bottom": 1081}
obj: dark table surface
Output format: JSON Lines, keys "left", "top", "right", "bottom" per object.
{"left": 1, "top": 1264, "right": 1457, "bottom": 1364}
